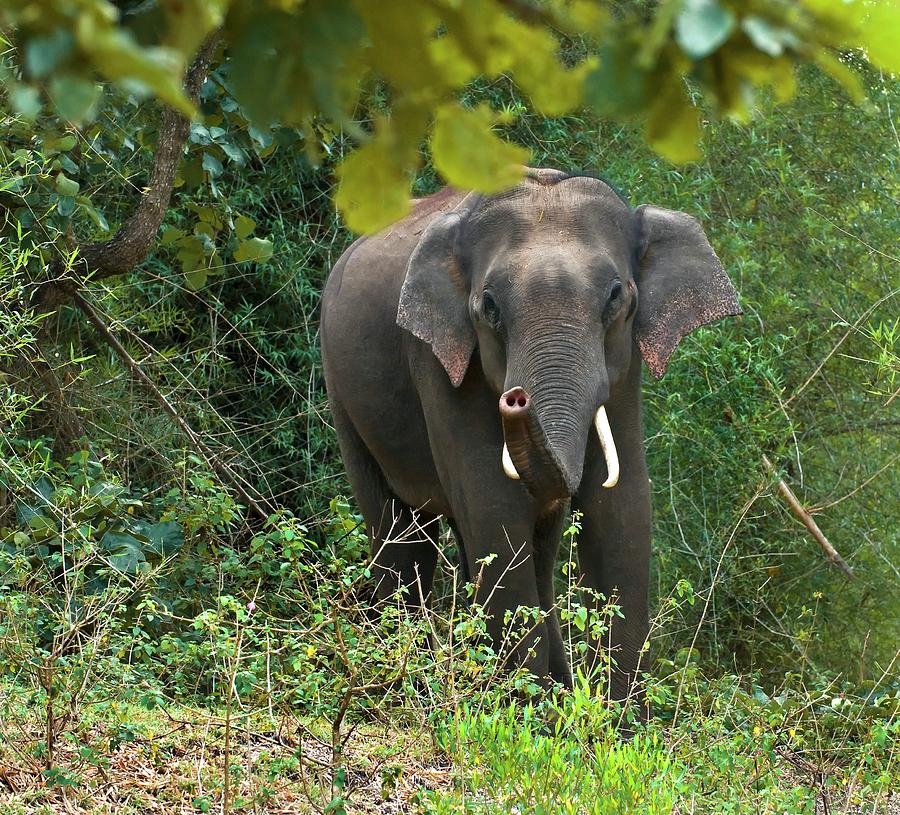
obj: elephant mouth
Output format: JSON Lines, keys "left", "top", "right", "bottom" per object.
{"left": 499, "top": 386, "right": 619, "bottom": 505}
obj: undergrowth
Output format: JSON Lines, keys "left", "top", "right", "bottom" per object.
{"left": 1, "top": 444, "right": 897, "bottom": 812}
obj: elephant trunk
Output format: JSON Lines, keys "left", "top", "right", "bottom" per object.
{"left": 499, "top": 387, "right": 570, "bottom": 504}
{"left": 500, "top": 324, "right": 620, "bottom": 500}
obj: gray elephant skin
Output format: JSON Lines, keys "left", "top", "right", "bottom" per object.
{"left": 320, "top": 168, "right": 740, "bottom": 710}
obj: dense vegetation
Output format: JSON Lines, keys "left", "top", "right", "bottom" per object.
{"left": 1, "top": 2, "right": 898, "bottom": 812}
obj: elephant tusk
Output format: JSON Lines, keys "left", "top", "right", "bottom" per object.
{"left": 501, "top": 443, "right": 520, "bottom": 480}
{"left": 594, "top": 405, "right": 619, "bottom": 488}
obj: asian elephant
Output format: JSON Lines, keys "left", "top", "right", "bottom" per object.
{"left": 320, "top": 168, "right": 740, "bottom": 711}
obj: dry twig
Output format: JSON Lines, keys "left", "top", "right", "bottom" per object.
{"left": 763, "top": 455, "right": 854, "bottom": 579}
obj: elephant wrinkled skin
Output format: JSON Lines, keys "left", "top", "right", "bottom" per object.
{"left": 320, "top": 169, "right": 741, "bottom": 713}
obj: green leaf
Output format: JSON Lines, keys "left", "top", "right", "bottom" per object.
{"left": 16, "top": 477, "right": 53, "bottom": 526}
{"left": 296, "top": 0, "right": 367, "bottom": 120}
{"left": 76, "top": 197, "right": 110, "bottom": 233}
{"left": 335, "top": 106, "right": 426, "bottom": 233}
{"left": 335, "top": 140, "right": 411, "bottom": 234}
{"left": 160, "top": 226, "right": 185, "bottom": 246}
{"left": 573, "top": 606, "right": 587, "bottom": 632}
{"left": 55, "top": 172, "right": 80, "bottom": 197}
{"left": 813, "top": 51, "right": 866, "bottom": 105}
{"left": 28, "top": 514, "right": 56, "bottom": 534}
{"left": 858, "top": 3, "right": 900, "bottom": 72}
{"left": 176, "top": 234, "right": 206, "bottom": 274}
{"left": 130, "top": 520, "right": 183, "bottom": 558}
{"left": 229, "top": 11, "right": 303, "bottom": 127}
{"left": 430, "top": 104, "right": 529, "bottom": 193}
{"left": 184, "top": 268, "right": 209, "bottom": 290}
{"left": 49, "top": 75, "right": 101, "bottom": 123}
{"left": 220, "top": 142, "right": 245, "bottom": 164}
{"left": 741, "top": 17, "right": 791, "bottom": 58}
{"left": 34, "top": 477, "right": 54, "bottom": 504}
{"left": 202, "top": 152, "right": 224, "bottom": 178}
{"left": 195, "top": 205, "right": 224, "bottom": 229}
{"left": 81, "top": 19, "right": 192, "bottom": 116}
{"left": 57, "top": 196, "right": 77, "bottom": 217}
{"left": 586, "top": 41, "right": 653, "bottom": 117}
{"left": 248, "top": 126, "right": 273, "bottom": 150}
{"left": 645, "top": 79, "right": 702, "bottom": 163}
{"left": 44, "top": 133, "right": 78, "bottom": 153}
{"left": 101, "top": 530, "right": 147, "bottom": 575}
{"left": 9, "top": 83, "right": 42, "bottom": 121}
{"left": 194, "top": 222, "right": 216, "bottom": 239}
{"left": 161, "top": 0, "right": 227, "bottom": 58}
{"left": 675, "top": 0, "right": 736, "bottom": 60}
{"left": 25, "top": 30, "right": 75, "bottom": 78}
{"left": 234, "top": 237, "right": 274, "bottom": 264}
{"left": 235, "top": 214, "right": 256, "bottom": 239}
{"left": 178, "top": 157, "right": 205, "bottom": 188}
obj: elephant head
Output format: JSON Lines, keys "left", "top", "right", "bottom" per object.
{"left": 397, "top": 169, "right": 740, "bottom": 507}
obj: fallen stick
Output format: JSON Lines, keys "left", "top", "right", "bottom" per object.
{"left": 762, "top": 454, "right": 854, "bottom": 579}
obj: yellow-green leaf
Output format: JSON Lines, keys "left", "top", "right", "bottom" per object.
{"left": 234, "top": 237, "right": 274, "bottom": 264}
{"left": 55, "top": 171, "right": 80, "bottom": 197}
{"left": 335, "top": 139, "right": 412, "bottom": 234}
{"left": 49, "top": 75, "right": 100, "bottom": 123}
{"left": 161, "top": 0, "right": 229, "bottom": 59}
{"left": 430, "top": 104, "right": 529, "bottom": 193}
{"left": 184, "top": 268, "right": 209, "bottom": 290}
{"left": 76, "top": 15, "right": 192, "bottom": 116}
{"left": 645, "top": 80, "right": 702, "bottom": 163}
{"left": 857, "top": 1, "right": 900, "bottom": 72}
{"left": 235, "top": 214, "right": 256, "bottom": 239}
{"left": 813, "top": 51, "right": 866, "bottom": 105}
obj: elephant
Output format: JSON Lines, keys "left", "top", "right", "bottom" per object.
{"left": 320, "top": 168, "right": 740, "bottom": 711}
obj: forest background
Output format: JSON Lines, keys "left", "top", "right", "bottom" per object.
{"left": 0, "top": 1, "right": 898, "bottom": 812}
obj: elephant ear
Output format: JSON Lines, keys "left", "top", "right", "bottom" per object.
{"left": 633, "top": 205, "right": 742, "bottom": 379}
{"left": 397, "top": 210, "right": 475, "bottom": 387}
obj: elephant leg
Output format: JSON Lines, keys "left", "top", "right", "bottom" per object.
{"left": 450, "top": 522, "right": 548, "bottom": 686}
{"left": 453, "top": 508, "right": 548, "bottom": 679}
{"left": 371, "top": 504, "right": 442, "bottom": 608}
{"left": 533, "top": 506, "right": 572, "bottom": 688}
{"left": 330, "top": 401, "right": 439, "bottom": 607}
{"left": 573, "top": 368, "right": 651, "bottom": 719}
{"left": 447, "top": 520, "right": 472, "bottom": 587}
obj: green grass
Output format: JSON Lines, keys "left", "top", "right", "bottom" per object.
{"left": 2, "top": 673, "right": 896, "bottom": 815}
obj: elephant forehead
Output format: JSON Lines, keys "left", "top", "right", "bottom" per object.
{"left": 481, "top": 222, "right": 634, "bottom": 289}
{"left": 509, "top": 268, "right": 608, "bottom": 321}
{"left": 466, "top": 179, "right": 636, "bottom": 260}
{"left": 500, "top": 244, "right": 615, "bottom": 287}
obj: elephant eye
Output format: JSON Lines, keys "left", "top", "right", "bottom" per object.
{"left": 482, "top": 291, "right": 501, "bottom": 328}
{"left": 603, "top": 279, "right": 624, "bottom": 321}
{"left": 609, "top": 280, "right": 623, "bottom": 305}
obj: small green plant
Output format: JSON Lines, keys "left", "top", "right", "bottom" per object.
{"left": 0, "top": 446, "right": 176, "bottom": 779}
{"left": 430, "top": 682, "right": 684, "bottom": 815}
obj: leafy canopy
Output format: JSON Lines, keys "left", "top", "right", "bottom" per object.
{"left": 2, "top": 0, "right": 899, "bottom": 232}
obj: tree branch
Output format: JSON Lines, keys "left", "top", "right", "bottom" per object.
{"left": 71, "top": 289, "right": 271, "bottom": 523}
{"left": 39, "top": 33, "right": 220, "bottom": 309}
{"left": 763, "top": 455, "right": 854, "bottom": 579}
